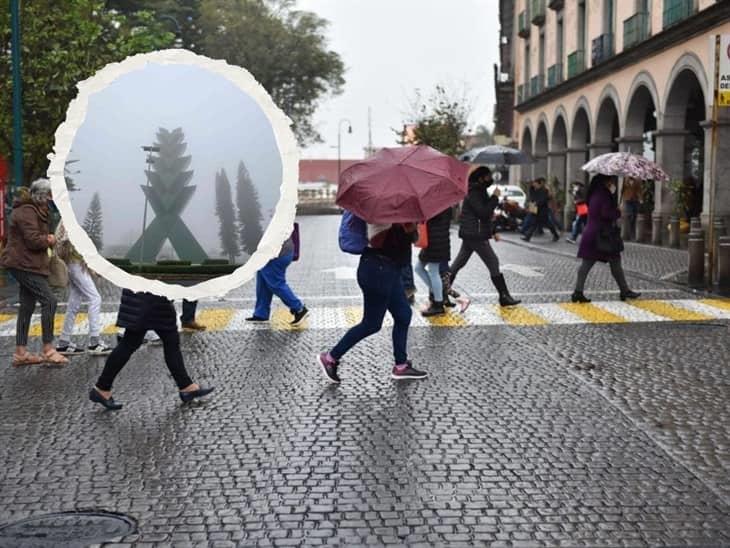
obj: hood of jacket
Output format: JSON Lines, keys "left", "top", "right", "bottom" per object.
{"left": 12, "top": 188, "right": 49, "bottom": 221}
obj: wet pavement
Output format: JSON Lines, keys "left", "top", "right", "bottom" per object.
{"left": 0, "top": 215, "right": 728, "bottom": 547}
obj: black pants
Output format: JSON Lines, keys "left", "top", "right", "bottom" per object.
{"left": 574, "top": 258, "right": 629, "bottom": 293}
{"left": 449, "top": 239, "right": 501, "bottom": 284}
{"left": 96, "top": 329, "right": 193, "bottom": 391}
{"left": 9, "top": 268, "right": 57, "bottom": 346}
{"left": 524, "top": 210, "right": 559, "bottom": 239}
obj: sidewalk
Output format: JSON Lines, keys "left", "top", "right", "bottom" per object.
{"left": 498, "top": 231, "right": 689, "bottom": 282}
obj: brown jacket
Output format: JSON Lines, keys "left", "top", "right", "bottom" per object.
{"left": 0, "top": 192, "right": 51, "bottom": 276}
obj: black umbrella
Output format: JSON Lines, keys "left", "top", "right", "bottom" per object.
{"left": 460, "top": 145, "right": 532, "bottom": 165}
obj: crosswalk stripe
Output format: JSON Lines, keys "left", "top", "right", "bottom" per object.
{"left": 1, "top": 298, "right": 727, "bottom": 337}
{"left": 699, "top": 298, "right": 730, "bottom": 313}
{"left": 497, "top": 305, "right": 549, "bottom": 326}
{"left": 628, "top": 300, "right": 713, "bottom": 321}
{"left": 558, "top": 303, "right": 628, "bottom": 324}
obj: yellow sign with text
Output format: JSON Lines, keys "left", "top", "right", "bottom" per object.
{"left": 718, "top": 35, "right": 730, "bottom": 107}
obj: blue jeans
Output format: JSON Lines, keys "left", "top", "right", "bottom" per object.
{"left": 331, "top": 253, "right": 412, "bottom": 365}
{"left": 415, "top": 260, "right": 443, "bottom": 300}
{"left": 521, "top": 213, "right": 535, "bottom": 234}
{"left": 400, "top": 262, "right": 415, "bottom": 292}
{"left": 624, "top": 200, "right": 639, "bottom": 239}
{"left": 571, "top": 215, "right": 587, "bottom": 240}
{"left": 254, "top": 252, "right": 303, "bottom": 319}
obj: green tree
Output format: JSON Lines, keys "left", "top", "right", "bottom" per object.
{"left": 106, "top": 0, "right": 202, "bottom": 50}
{"left": 235, "top": 161, "right": 263, "bottom": 256}
{"left": 399, "top": 85, "right": 471, "bottom": 157}
{"left": 214, "top": 168, "right": 240, "bottom": 263}
{"left": 469, "top": 125, "right": 495, "bottom": 147}
{"left": 82, "top": 192, "right": 104, "bottom": 251}
{"left": 0, "top": 1, "right": 175, "bottom": 184}
{"left": 198, "top": 0, "right": 345, "bottom": 145}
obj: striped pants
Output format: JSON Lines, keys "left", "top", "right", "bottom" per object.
{"left": 8, "top": 269, "right": 58, "bottom": 346}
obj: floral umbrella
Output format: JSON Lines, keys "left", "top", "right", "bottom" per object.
{"left": 582, "top": 152, "right": 669, "bottom": 182}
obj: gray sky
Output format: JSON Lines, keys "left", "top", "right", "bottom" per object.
{"left": 69, "top": 63, "right": 282, "bottom": 258}
{"left": 297, "top": 0, "right": 499, "bottom": 160}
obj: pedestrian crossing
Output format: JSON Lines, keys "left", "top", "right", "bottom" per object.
{"left": 1, "top": 298, "right": 729, "bottom": 337}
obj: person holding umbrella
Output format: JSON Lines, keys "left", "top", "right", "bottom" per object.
{"left": 571, "top": 174, "right": 640, "bottom": 303}
{"left": 448, "top": 166, "right": 520, "bottom": 307}
{"left": 318, "top": 145, "right": 469, "bottom": 383}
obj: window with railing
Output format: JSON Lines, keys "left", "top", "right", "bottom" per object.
{"left": 623, "top": 12, "right": 649, "bottom": 50}
{"left": 591, "top": 33, "right": 614, "bottom": 66}
{"left": 547, "top": 63, "right": 563, "bottom": 87}
{"left": 530, "top": 74, "right": 544, "bottom": 97}
{"left": 663, "top": 0, "right": 696, "bottom": 29}
{"left": 517, "top": 84, "right": 526, "bottom": 103}
{"left": 531, "top": 0, "right": 546, "bottom": 25}
{"left": 518, "top": 10, "right": 530, "bottom": 38}
{"left": 567, "top": 50, "right": 585, "bottom": 78}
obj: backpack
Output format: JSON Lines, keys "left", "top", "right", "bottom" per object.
{"left": 338, "top": 210, "right": 368, "bottom": 254}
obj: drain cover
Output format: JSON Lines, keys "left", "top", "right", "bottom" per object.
{"left": 0, "top": 511, "right": 136, "bottom": 547}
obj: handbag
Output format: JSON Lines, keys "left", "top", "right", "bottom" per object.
{"left": 414, "top": 223, "right": 429, "bottom": 248}
{"left": 576, "top": 203, "right": 589, "bottom": 217}
{"left": 48, "top": 252, "right": 69, "bottom": 288}
{"left": 527, "top": 202, "right": 538, "bottom": 215}
{"left": 596, "top": 225, "right": 624, "bottom": 255}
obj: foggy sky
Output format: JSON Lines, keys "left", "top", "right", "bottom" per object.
{"left": 297, "top": 0, "right": 500, "bottom": 159}
{"left": 68, "top": 63, "right": 282, "bottom": 259}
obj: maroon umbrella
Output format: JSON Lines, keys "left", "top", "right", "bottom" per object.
{"left": 336, "top": 145, "right": 470, "bottom": 224}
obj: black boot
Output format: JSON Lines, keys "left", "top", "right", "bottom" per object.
{"left": 571, "top": 291, "right": 591, "bottom": 303}
{"left": 441, "top": 273, "right": 456, "bottom": 307}
{"left": 491, "top": 274, "right": 521, "bottom": 307}
{"left": 422, "top": 301, "right": 446, "bottom": 317}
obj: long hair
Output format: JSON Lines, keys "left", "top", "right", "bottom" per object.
{"left": 586, "top": 174, "right": 611, "bottom": 203}
{"left": 469, "top": 166, "right": 491, "bottom": 183}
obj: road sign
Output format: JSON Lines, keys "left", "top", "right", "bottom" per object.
{"left": 715, "top": 35, "right": 730, "bottom": 107}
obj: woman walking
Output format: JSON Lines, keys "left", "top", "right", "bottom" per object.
{"left": 246, "top": 233, "right": 308, "bottom": 324}
{"left": 1, "top": 179, "right": 68, "bottom": 366}
{"left": 415, "top": 208, "right": 451, "bottom": 317}
{"left": 572, "top": 174, "right": 641, "bottom": 303}
{"left": 89, "top": 289, "right": 214, "bottom": 410}
{"left": 317, "top": 223, "right": 427, "bottom": 383}
{"left": 55, "top": 223, "right": 112, "bottom": 355}
{"left": 521, "top": 177, "right": 559, "bottom": 242}
{"left": 448, "top": 167, "right": 520, "bottom": 307}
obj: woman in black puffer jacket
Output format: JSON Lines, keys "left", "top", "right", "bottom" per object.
{"left": 415, "top": 208, "right": 452, "bottom": 316}
{"left": 449, "top": 166, "right": 520, "bottom": 307}
{"left": 88, "top": 289, "right": 215, "bottom": 411}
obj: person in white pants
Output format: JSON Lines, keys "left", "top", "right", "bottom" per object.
{"left": 55, "top": 224, "right": 112, "bottom": 356}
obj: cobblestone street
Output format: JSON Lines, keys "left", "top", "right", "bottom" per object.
{"left": 1, "top": 216, "right": 729, "bottom": 547}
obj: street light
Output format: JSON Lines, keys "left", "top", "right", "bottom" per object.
{"left": 139, "top": 145, "right": 160, "bottom": 263}
{"left": 337, "top": 119, "right": 353, "bottom": 185}
{"left": 158, "top": 14, "right": 183, "bottom": 48}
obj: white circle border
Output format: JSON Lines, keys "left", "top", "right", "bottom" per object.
{"left": 47, "top": 49, "right": 299, "bottom": 301}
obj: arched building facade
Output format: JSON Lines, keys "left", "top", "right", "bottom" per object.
{"left": 503, "top": 0, "right": 729, "bottom": 244}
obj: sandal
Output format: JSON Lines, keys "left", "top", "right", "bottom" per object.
{"left": 12, "top": 352, "right": 44, "bottom": 367}
{"left": 41, "top": 350, "right": 69, "bottom": 367}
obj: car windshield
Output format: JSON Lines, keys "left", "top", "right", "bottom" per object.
{"left": 505, "top": 189, "right": 524, "bottom": 197}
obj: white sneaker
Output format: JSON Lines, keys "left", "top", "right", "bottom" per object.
{"left": 56, "top": 343, "right": 85, "bottom": 356}
{"left": 87, "top": 343, "right": 113, "bottom": 356}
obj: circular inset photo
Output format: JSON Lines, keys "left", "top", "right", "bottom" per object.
{"left": 48, "top": 49, "right": 298, "bottom": 300}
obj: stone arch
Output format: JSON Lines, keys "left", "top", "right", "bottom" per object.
{"left": 595, "top": 90, "right": 621, "bottom": 153}
{"left": 662, "top": 52, "right": 708, "bottom": 124}
{"left": 570, "top": 97, "right": 592, "bottom": 146}
{"left": 625, "top": 71, "right": 660, "bottom": 131}
{"left": 534, "top": 120, "right": 549, "bottom": 179}
{"left": 624, "top": 84, "right": 658, "bottom": 158}
{"left": 520, "top": 122, "right": 534, "bottom": 181}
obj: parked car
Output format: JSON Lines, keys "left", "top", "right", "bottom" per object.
{"left": 488, "top": 184, "right": 527, "bottom": 208}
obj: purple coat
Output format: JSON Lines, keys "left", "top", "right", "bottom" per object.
{"left": 577, "top": 185, "right": 622, "bottom": 262}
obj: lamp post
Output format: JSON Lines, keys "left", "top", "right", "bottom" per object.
{"left": 139, "top": 145, "right": 160, "bottom": 264}
{"left": 10, "top": 0, "right": 23, "bottom": 187}
{"left": 158, "top": 14, "right": 183, "bottom": 48}
{"left": 337, "top": 119, "right": 353, "bottom": 185}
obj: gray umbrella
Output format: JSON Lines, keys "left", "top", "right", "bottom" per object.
{"left": 460, "top": 145, "right": 532, "bottom": 165}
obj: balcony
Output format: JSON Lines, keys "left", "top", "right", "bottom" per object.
{"left": 663, "top": 0, "right": 696, "bottom": 29}
{"left": 623, "top": 12, "right": 649, "bottom": 50}
{"left": 591, "top": 33, "right": 614, "bottom": 66}
{"left": 548, "top": 0, "right": 564, "bottom": 10}
{"left": 567, "top": 50, "right": 585, "bottom": 78}
{"left": 531, "top": 0, "right": 546, "bottom": 25}
{"left": 517, "top": 84, "right": 526, "bottom": 104}
{"left": 518, "top": 10, "right": 530, "bottom": 38}
{"left": 530, "top": 74, "right": 544, "bottom": 97}
{"left": 547, "top": 63, "right": 563, "bottom": 88}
